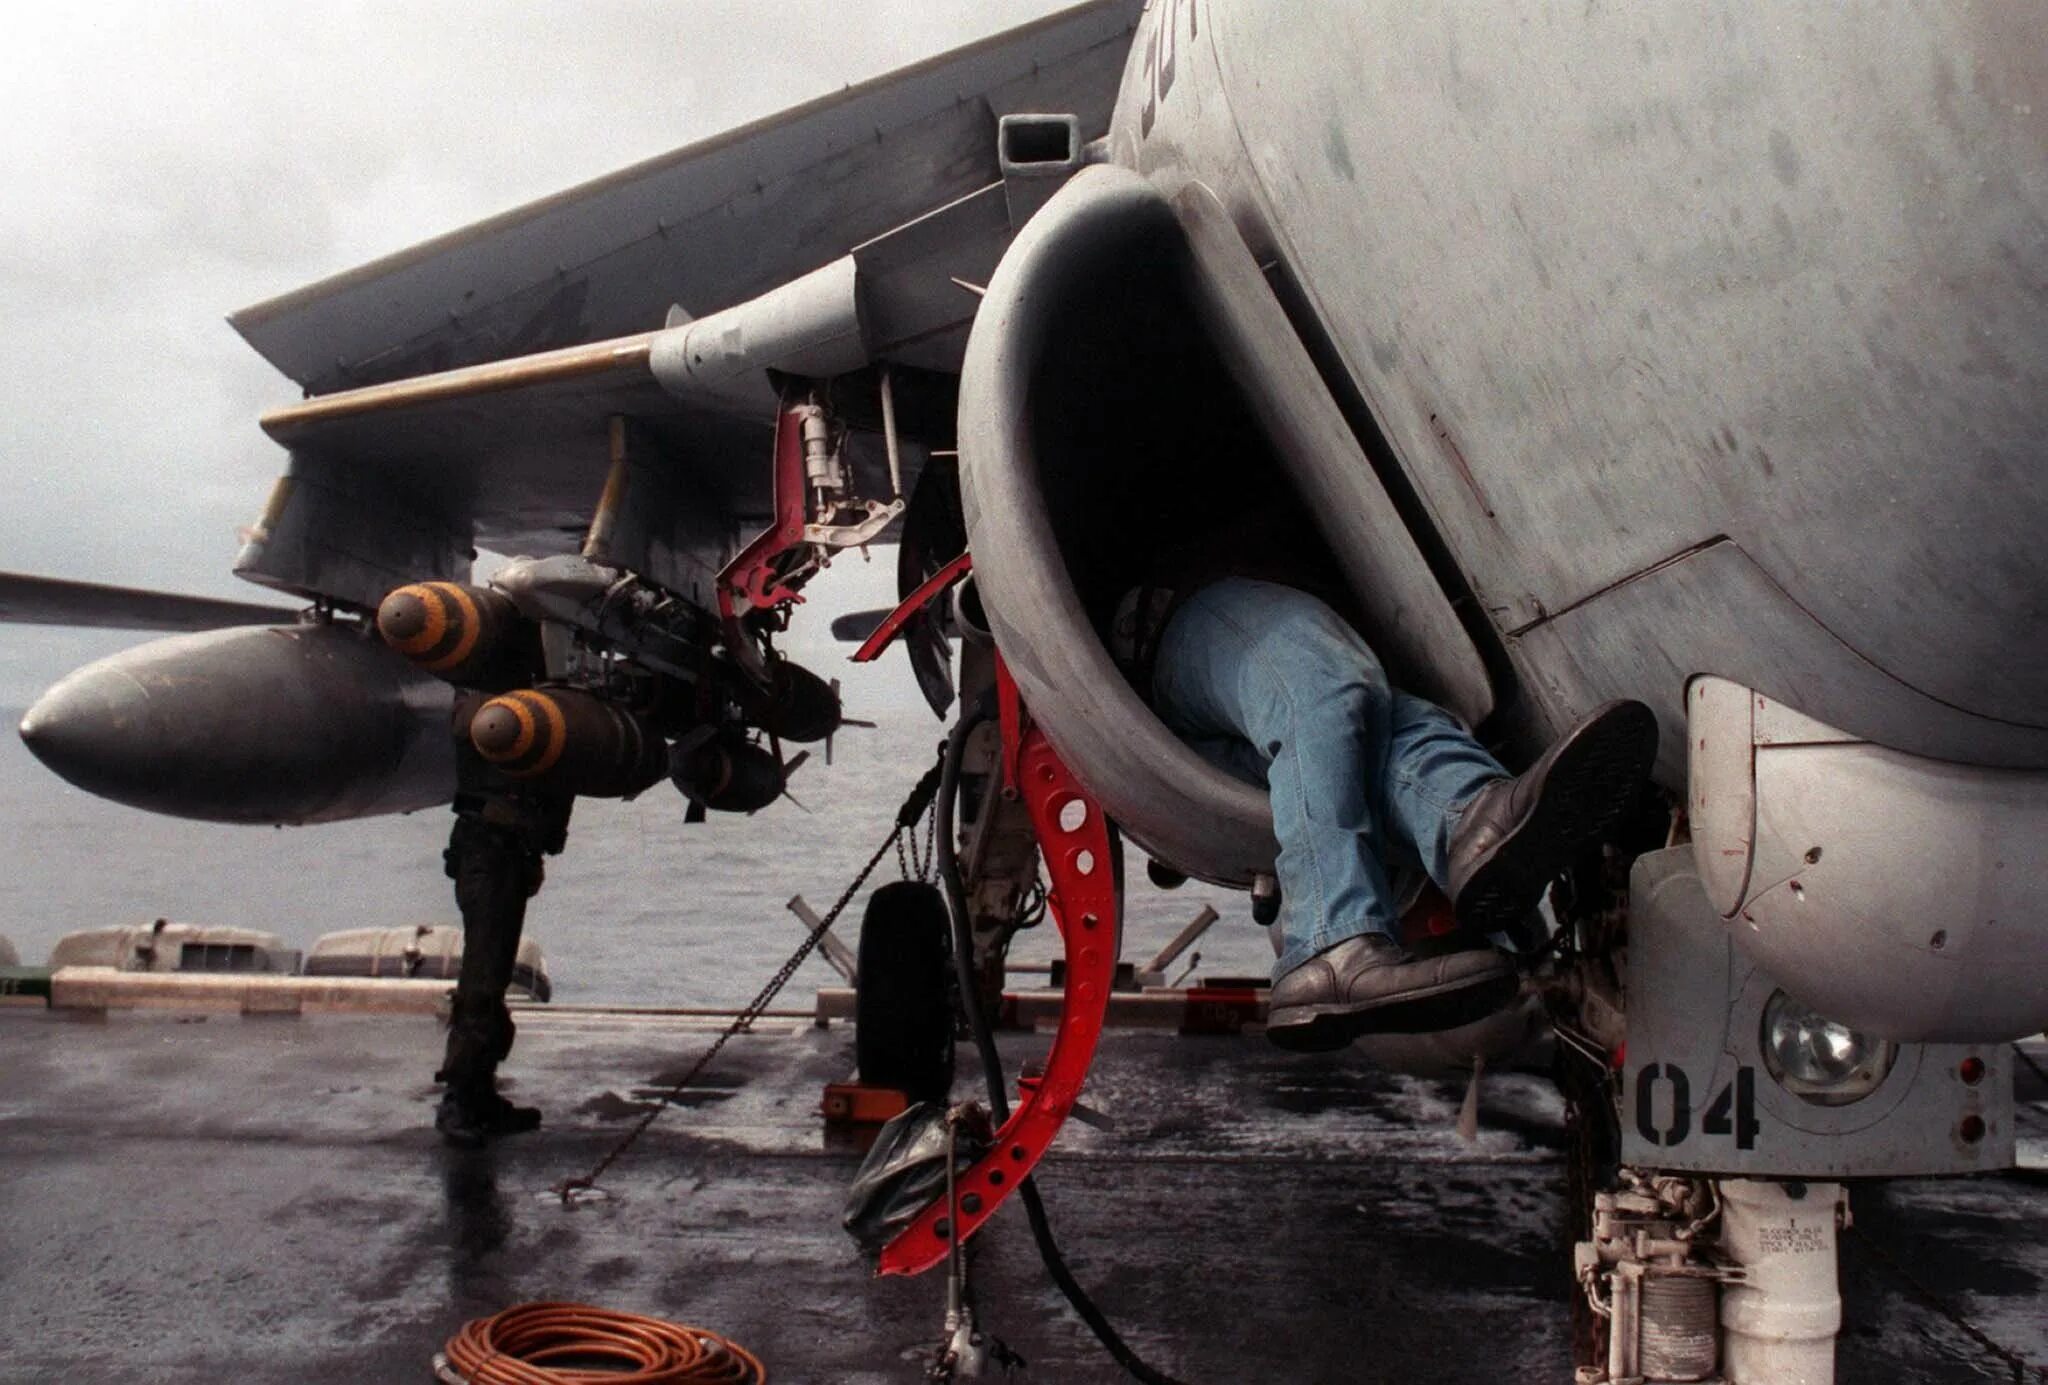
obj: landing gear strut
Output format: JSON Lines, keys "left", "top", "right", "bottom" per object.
{"left": 878, "top": 705, "right": 1117, "bottom": 1276}
{"left": 1574, "top": 1170, "right": 1847, "bottom": 1385}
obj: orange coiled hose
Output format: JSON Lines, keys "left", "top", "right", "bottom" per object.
{"left": 443, "top": 1301, "right": 766, "bottom": 1384}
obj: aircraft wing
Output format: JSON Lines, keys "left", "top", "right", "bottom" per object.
{"left": 230, "top": 2, "right": 1139, "bottom": 606}
{"left": 0, "top": 572, "right": 298, "bottom": 632}
{"left": 229, "top": 1, "right": 1140, "bottom": 396}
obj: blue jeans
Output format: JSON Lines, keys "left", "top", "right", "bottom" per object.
{"left": 1150, "top": 578, "right": 1506, "bottom": 978}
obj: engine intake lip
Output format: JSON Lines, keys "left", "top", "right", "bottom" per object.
{"left": 957, "top": 166, "right": 1275, "bottom": 886}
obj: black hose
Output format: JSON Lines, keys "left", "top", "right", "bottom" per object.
{"left": 1013, "top": 1176, "right": 1190, "bottom": 1385}
{"left": 938, "top": 708, "right": 1009, "bottom": 1123}
{"left": 936, "top": 709, "right": 1192, "bottom": 1385}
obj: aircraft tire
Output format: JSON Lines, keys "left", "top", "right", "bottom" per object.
{"left": 854, "top": 880, "right": 956, "bottom": 1105}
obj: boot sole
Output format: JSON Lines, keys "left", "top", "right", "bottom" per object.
{"left": 1265, "top": 967, "right": 1521, "bottom": 1052}
{"left": 436, "top": 1097, "right": 541, "bottom": 1148}
{"left": 1453, "top": 701, "right": 1658, "bottom": 937}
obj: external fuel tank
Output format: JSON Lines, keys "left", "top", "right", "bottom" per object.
{"left": 18, "top": 622, "right": 456, "bottom": 824}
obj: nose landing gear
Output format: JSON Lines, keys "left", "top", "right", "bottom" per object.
{"left": 854, "top": 880, "right": 956, "bottom": 1106}
{"left": 877, "top": 717, "right": 1118, "bottom": 1276}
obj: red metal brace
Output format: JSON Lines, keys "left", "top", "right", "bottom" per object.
{"left": 877, "top": 668, "right": 1118, "bottom": 1277}
{"left": 714, "top": 404, "right": 812, "bottom": 683}
{"left": 849, "top": 551, "right": 974, "bottom": 665}
{"left": 716, "top": 403, "right": 811, "bottom": 626}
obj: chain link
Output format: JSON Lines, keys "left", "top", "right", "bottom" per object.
{"left": 895, "top": 772, "right": 939, "bottom": 883}
{"left": 554, "top": 750, "right": 944, "bottom": 1202}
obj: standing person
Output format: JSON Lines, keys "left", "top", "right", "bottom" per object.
{"left": 1114, "top": 508, "right": 1655, "bottom": 1051}
{"left": 434, "top": 750, "right": 573, "bottom": 1148}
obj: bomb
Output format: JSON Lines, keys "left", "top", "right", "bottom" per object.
{"left": 466, "top": 687, "right": 667, "bottom": 799}
{"left": 669, "top": 734, "right": 785, "bottom": 814}
{"left": 376, "top": 582, "right": 537, "bottom": 690}
{"left": 738, "top": 658, "right": 842, "bottom": 743}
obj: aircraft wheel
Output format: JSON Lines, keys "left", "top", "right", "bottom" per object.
{"left": 854, "top": 880, "right": 956, "bottom": 1104}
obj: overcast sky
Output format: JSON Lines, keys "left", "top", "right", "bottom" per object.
{"left": 0, "top": 0, "right": 1074, "bottom": 705}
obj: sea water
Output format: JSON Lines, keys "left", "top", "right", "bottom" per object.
{"left": 0, "top": 622, "right": 1269, "bottom": 1006}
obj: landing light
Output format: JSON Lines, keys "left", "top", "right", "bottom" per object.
{"left": 1759, "top": 990, "right": 1896, "bottom": 1106}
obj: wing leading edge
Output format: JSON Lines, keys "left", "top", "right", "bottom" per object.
{"left": 229, "top": 5, "right": 1139, "bottom": 609}
{"left": 229, "top": 1, "right": 1140, "bottom": 397}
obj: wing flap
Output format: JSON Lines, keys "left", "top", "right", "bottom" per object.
{"left": 254, "top": 341, "right": 712, "bottom": 562}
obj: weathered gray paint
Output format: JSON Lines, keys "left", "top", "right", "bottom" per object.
{"left": 239, "top": 88, "right": 1074, "bottom": 578}
{"left": 0, "top": 572, "right": 297, "bottom": 633}
{"left": 1511, "top": 540, "right": 2048, "bottom": 782}
{"left": 21, "top": 0, "right": 2048, "bottom": 959}
{"left": 851, "top": 183, "right": 1018, "bottom": 371}
{"left": 957, "top": 168, "right": 1503, "bottom": 882}
{"left": 1687, "top": 675, "right": 2048, "bottom": 1042}
{"left": 648, "top": 256, "right": 869, "bottom": 411}
{"left": 960, "top": 166, "right": 1276, "bottom": 883}
{"left": 1071, "top": 0, "right": 2048, "bottom": 1046}
{"left": 1621, "top": 847, "right": 2012, "bottom": 1173}
{"left": 585, "top": 420, "right": 734, "bottom": 613}
{"left": 1172, "top": 181, "right": 1492, "bottom": 726}
{"left": 1123, "top": 0, "right": 2047, "bottom": 769}
{"left": 234, "top": 454, "right": 478, "bottom": 612}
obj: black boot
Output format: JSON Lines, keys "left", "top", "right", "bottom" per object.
{"left": 1265, "top": 934, "right": 1518, "bottom": 1051}
{"left": 434, "top": 803, "right": 554, "bottom": 1147}
{"left": 435, "top": 1085, "right": 542, "bottom": 1149}
{"left": 436, "top": 994, "right": 540, "bottom": 1147}
{"left": 1445, "top": 700, "right": 1658, "bottom": 936}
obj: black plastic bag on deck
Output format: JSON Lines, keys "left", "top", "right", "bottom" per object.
{"left": 842, "top": 1101, "right": 991, "bottom": 1257}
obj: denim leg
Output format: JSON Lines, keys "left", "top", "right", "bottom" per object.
{"left": 1382, "top": 692, "right": 1508, "bottom": 889}
{"left": 1177, "top": 731, "right": 1272, "bottom": 787}
{"left": 1152, "top": 578, "right": 1402, "bottom": 978}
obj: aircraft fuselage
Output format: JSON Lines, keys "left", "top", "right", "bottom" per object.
{"left": 1112, "top": 0, "right": 2048, "bottom": 778}
{"left": 954, "top": 0, "right": 2048, "bottom": 1045}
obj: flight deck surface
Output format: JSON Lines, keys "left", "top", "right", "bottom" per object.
{"left": 1, "top": 1007, "right": 2043, "bottom": 1383}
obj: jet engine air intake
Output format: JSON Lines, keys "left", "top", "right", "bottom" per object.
{"left": 958, "top": 166, "right": 1284, "bottom": 885}
{"left": 959, "top": 167, "right": 1500, "bottom": 887}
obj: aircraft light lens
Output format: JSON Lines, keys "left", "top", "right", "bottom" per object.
{"left": 1759, "top": 990, "right": 1896, "bottom": 1106}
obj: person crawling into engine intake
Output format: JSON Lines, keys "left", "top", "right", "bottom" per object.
{"left": 1110, "top": 499, "right": 1657, "bottom": 1051}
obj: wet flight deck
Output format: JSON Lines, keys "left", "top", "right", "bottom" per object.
{"left": 2, "top": 1005, "right": 2044, "bottom": 1382}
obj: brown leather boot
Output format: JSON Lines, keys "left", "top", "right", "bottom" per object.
{"left": 1265, "top": 934, "right": 1519, "bottom": 1051}
{"left": 1446, "top": 700, "right": 1658, "bottom": 936}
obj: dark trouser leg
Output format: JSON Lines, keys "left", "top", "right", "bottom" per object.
{"left": 436, "top": 815, "right": 544, "bottom": 1145}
